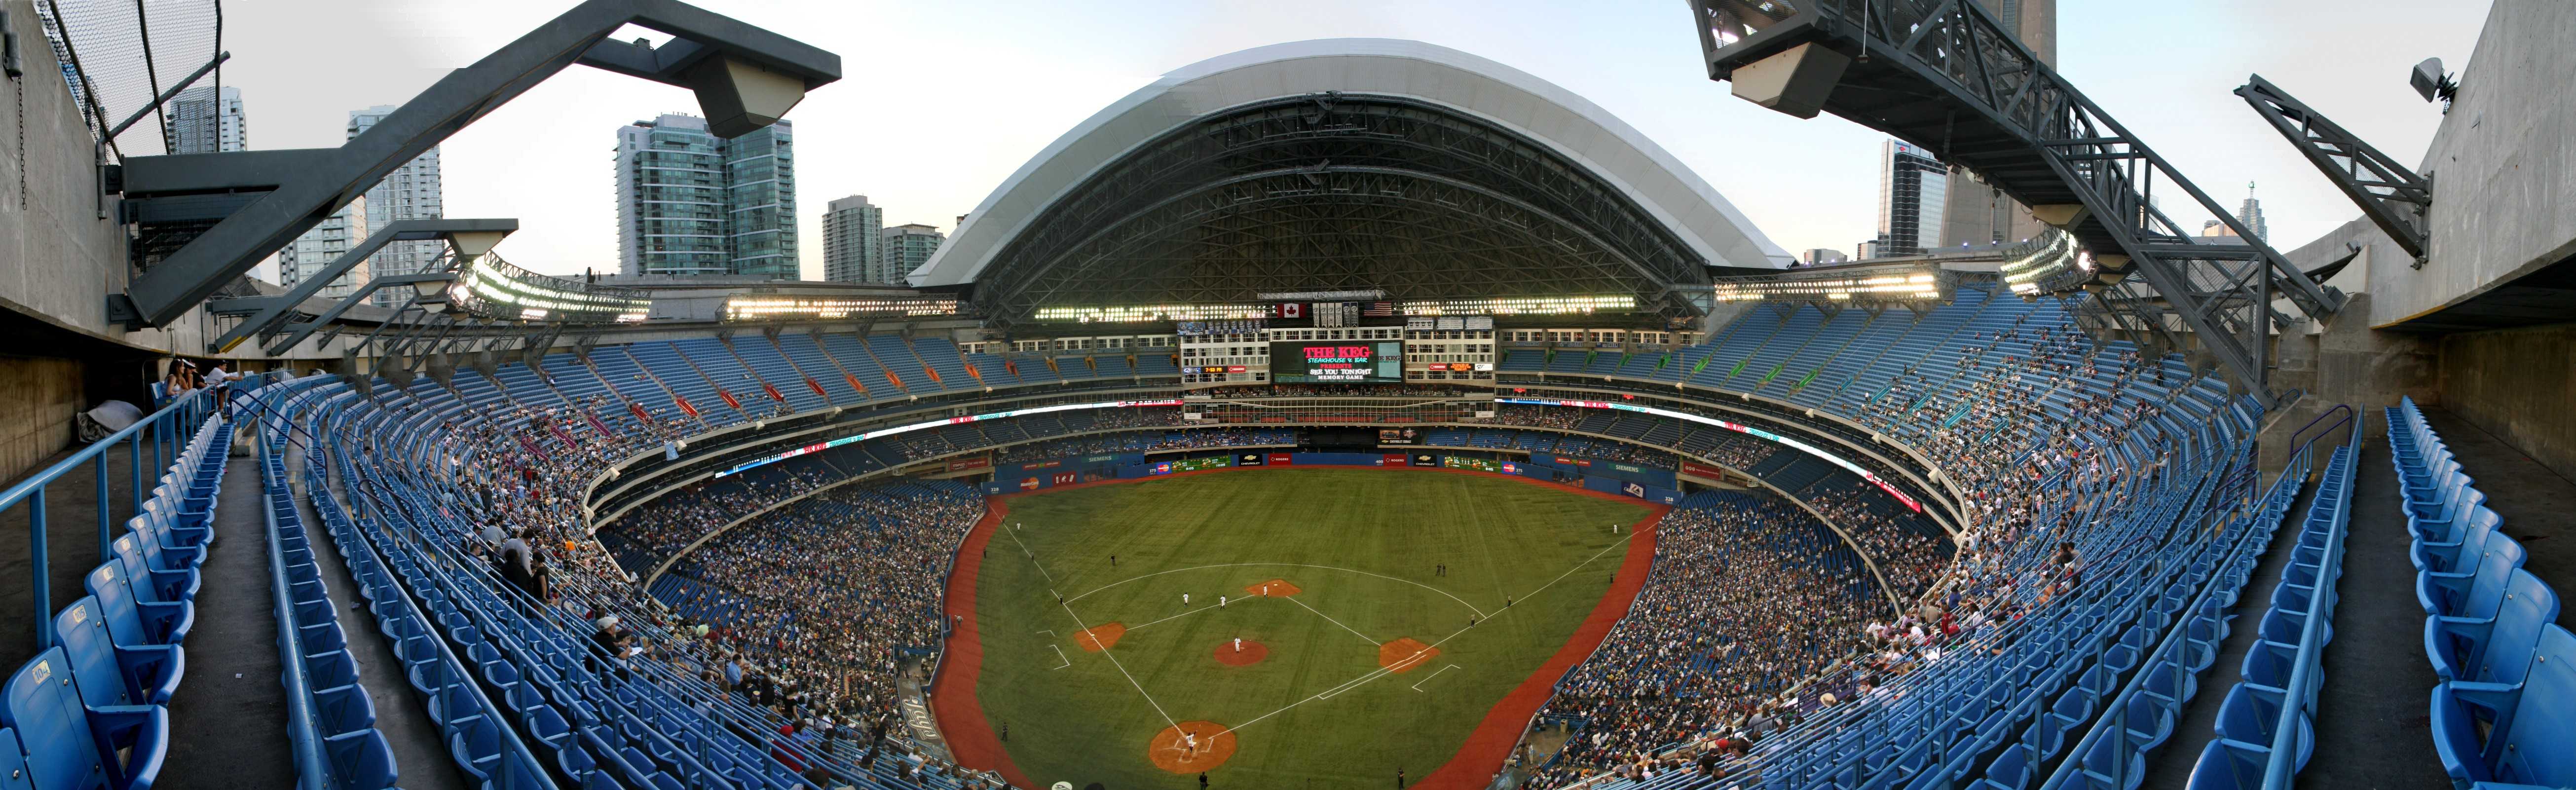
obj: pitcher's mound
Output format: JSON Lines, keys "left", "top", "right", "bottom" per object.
{"left": 1380, "top": 638, "right": 1439, "bottom": 672}
{"left": 1244, "top": 579, "right": 1302, "bottom": 597}
{"left": 1147, "top": 721, "right": 1236, "bottom": 773}
{"left": 1213, "top": 640, "right": 1268, "bottom": 666}
{"left": 1073, "top": 623, "right": 1126, "bottom": 652}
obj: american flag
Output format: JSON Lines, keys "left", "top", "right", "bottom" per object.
{"left": 1362, "top": 301, "right": 1395, "bottom": 317}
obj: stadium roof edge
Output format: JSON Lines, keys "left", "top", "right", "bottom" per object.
{"left": 910, "top": 38, "right": 1795, "bottom": 289}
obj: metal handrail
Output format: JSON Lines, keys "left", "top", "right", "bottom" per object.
{"left": 0, "top": 374, "right": 250, "bottom": 649}
{"left": 255, "top": 410, "right": 333, "bottom": 790}
{"left": 2260, "top": 422, "right": 2360, "bottom": 789}
{"left": 302, "top": 396, "right": 559, "bottom": 790}
{"left": 2035, "top": 444, "right": 2310, "bottom": 790}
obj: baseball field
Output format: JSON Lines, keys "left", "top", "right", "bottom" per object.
{"left": 932, "top": 466, "right": 1664, "bottom": 790}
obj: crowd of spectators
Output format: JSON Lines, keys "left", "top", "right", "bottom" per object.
{"left": 651, "top": 481, "right": 988, "bottom": 767}
{"left": 1526, "top": 495, "right": 1878, "bottom": 788}
{"left": 1805, "top": 480, "right": 1950, "bottom": 603}
{"left": 384, "top": 308, "right": 2212, "bottom": 790}
{"left": 597, "top": 462, "right": 842, "bottom": 573}
{"left": 1491, "top": 404, "right": 1586, "bottom": 430}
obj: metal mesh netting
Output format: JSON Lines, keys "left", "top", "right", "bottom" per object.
{"left": 33, "top": 0, "right": 224, "bottom": 159}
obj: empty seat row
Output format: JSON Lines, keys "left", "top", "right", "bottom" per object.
{"left": 2388, "top": 398, "right": 2573, "bottom": 790}
{"left": 2184, "top": 436, "right": 2359, "bottom": 790}
{"left": 3, "top": 398, "right": 243, "bottom": 790}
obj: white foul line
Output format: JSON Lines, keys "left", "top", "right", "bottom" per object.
{"left": 1004, "top": 528, "right": 1055, "bottom": 584}
{"left": 1051, "top": 600, "right": 1177, "bottom": 729}
{"left": 1006, "top": 524, "right": 1175, "bottom": 729}
{"left": 1410, "top": 665, "right": 1459, "bottom": 692}
{"left": 1287, "top": 595, "right": 1378, "bottom": 646}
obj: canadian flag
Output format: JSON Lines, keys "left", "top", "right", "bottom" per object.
{"left": 1276, "top": 302, "right": 1304, "bottom": 318}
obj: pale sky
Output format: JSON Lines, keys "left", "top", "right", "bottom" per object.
{"left": 210, "top": 0, "right": 2492, "bottom": 280}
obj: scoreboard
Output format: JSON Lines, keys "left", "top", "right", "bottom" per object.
{"left": 1270, "top": 340, "right": 1404, "bottom": 383}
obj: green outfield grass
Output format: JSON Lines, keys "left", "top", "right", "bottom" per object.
{"left": 967, "top": 468, "right": 1650, "bottom": 790}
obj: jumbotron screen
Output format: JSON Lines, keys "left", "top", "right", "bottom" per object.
{"left": 1270, "top": 340, "right": 1404, "bottom": 383}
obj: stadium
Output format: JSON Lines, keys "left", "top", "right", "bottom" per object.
{"left": 0, "top": 2, "right": 2570, "bottom": 790}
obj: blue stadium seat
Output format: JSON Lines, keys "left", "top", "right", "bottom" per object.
{"left": 2413, "top": 502, "right": 2505, "bottom": 574}
{"left": 84, "top": 561, "right": 192, "bottom": 647}
{"left": 2, "top": 647, "right": 169, "bottom": 790}
{"left": 0, "top": 727, "right": 28, "bottom": 790}
{"left": 107, "top": 534, "right": 200, "bottom": 604}
{"left": 53, "top": 597, "right": 184, "bottom": 707}
{"left": 2429, "top": 624, "right": 2575, "bottom": 789}
{"left": 2426, "top": 569, "right": 2560, "bottom": 684}
{"left": 2417, "top": 533, "right": 2528, "bottom": 618}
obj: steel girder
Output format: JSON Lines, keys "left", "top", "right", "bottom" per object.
{"left": 2237, "top": 75, "right": 2433, "bottom": 261}
{"left": 106, "top": 0, "right": 837, "bottom": 329}
{"left": 1694, "top": 0, "right": 2345, "bottom": 398}
{"left": 972, "top": 94, "right": 1713, "bottom": 325}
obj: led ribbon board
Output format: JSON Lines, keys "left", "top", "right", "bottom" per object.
{"left": 1494, "top": 397, "right": 1924, "bottom": 512}
{"left": 711, "top": 399, "right": 1184, "bottom": 478}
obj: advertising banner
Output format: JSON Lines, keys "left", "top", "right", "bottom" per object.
{"left": 1051, "top": 472, "right": 1078, "bottom": 486}
{"left": 1268, "top": 452, "right": 1294, "bottom": 465}
{"left": 1680, "top": 462, "right": 1732, "bottom": 480}
{"left": 948, "top": 456, "right": 992, "bottom": 473}
{"left": 1236, "top": 452, "right": 1267, "bottom": 466}
{"left": 1172, "top": 456, "right": 1232, "bottom": 472}
{"left": 1380, "top": 453, "right": 1409, "bottom": 467}
{"left": 1442, "top": 455, "right": 1500, "bottom": 473}
{"left": 1411, "top": 453, "right": 1438, "bottom": 467}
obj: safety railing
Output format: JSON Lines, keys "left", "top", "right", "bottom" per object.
{"left": 2037, "top": 407, "right": 2351, "bottom": 790}
{"left": 258, "top": 412, "right": 334, "bottom": 790}
{"left": 2259, "top": 434, "right": 2357, "bottom": 787}
{"left": 0, "top": 374, "right": 263, "bottom": 650}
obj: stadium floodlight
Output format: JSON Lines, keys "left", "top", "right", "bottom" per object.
{"left": 721, "top": 295, "right": 962, "bottom": 321}
{"left": 2411, "top": 57, "right": 2457, "bottom": 110}
{"left": 1032, "top": 304, "right": 1273, "bottom": 323}
{"left": 1256, "top": 289, "right": 1386, "bottom": 301}
{"left": 448, "top": 255, "right": 654, "bottom": 324}
{"left": 1997, "top": 231, "right": 2088, "bottom": 296}
{"left": 1395, "top": 295, "right": 1638, "bottom": 316}
{"left": 1707, "top": 265, "right": 1953, "bottom": 304}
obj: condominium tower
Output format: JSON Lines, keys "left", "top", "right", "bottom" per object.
{"left": 881, "top": 223, "right": 945, "bottom": 282}
{"left": 614, "top": 113, "right": 798, "bottom": 277}
{"left": 821, "top": 195, "right": 887, "bottom": 283}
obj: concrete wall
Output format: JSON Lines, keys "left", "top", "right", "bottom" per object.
{"left": 0, "top": 355, "right": 86, "bottom": 483}
{"left": 0, "top": 0, "right": 221, "bottom": 358}
{"left": 2369, "top": 0, "right": 2576, "bottom": 325}
{"left": 2439, "top": 323, "right": 2576, "bottom": 481}
{"left": 0, "top": 0, "right": 130, "bottom": 336}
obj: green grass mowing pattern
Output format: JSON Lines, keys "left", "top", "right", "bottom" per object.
{"left": 971, "top": 468, "right": 1648, "bottom": 789}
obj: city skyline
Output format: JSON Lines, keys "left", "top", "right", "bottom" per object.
{"left": 205, "top": 0, "right": 2488, "bottom": 282}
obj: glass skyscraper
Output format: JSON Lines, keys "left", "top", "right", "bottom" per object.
{"left": 615, "top": 114, "right": 797, "bottom": 277}
{"left": 1874, "top": 140, "right": 1948, "bottom": 256}
{"left": 821, "top": 195, "right": 886, "bottom": 283}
